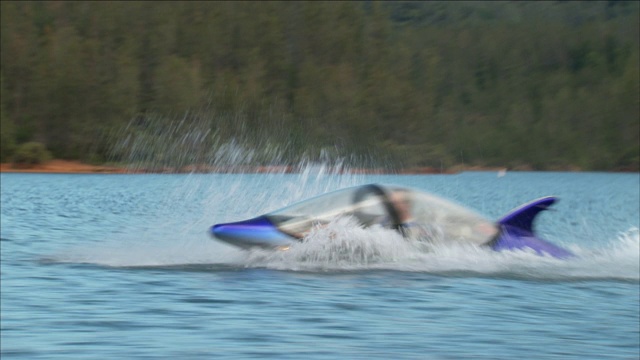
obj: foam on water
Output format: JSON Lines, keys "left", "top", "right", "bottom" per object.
{"left": 52, "top": 217, "right": 639, "bottom": 282}
{"left": 244, "top": 224, "right": 640, "bottom": 280}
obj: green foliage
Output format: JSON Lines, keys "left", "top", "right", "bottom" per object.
{"left": 1, "top": 75, "right": 16, "bottom": 162}
{"left": 0, "top": 1, "right": 638, "bottom": 170}
{"left": 11, "top": 142, "right": 52, "bottom": 166}
{"left": 0, "top": 109, "right": 16, "bottom": 162}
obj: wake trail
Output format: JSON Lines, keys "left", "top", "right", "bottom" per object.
{"left": 47, "top": 225, "right": 639, "bottom": 282}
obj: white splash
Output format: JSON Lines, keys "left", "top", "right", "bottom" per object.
{"left": 237, "top": 223, "right": 639, "bottom": 281}
{"left": 52, "top": 219, "right": 639, "bottom": 282}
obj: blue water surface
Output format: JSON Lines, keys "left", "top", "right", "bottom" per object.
{"left": 1, "top": 171, "right": 638, "bottom": 359}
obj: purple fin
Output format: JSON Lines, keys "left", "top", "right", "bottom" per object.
{"left": 493, "top": 196, "right": 573, "bottom": 258}
{"left": 492, "top": 226, "right": 574, "bottom": 258}
{"left": 497, "top": 196, "right": 557, "bottom": 233}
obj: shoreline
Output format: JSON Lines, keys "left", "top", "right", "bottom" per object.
{"left": 0, "top": 159, "right": 635, "bottom": 175}
{"left": 0, "top": 160, "right": 459, "bottom": 175}
{"left": 1, "top": 160, "right": 131, "bottom": 174}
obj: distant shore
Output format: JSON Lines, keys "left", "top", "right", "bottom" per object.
{"left": 0, "top": 159, "right": 514, "bottom": 175}
{"left": 0, "top": 160, "right": 130, "bottom": 174}
{"left": 2, "top": 159, "right": 634, "bottom": 174}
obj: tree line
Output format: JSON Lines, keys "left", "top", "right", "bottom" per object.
{"left": 1, "top": 1, "right": 638, "bottom": 170}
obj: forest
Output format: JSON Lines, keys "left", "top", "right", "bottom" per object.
{"left": 1, "top": 1, "right": 638, "bottom": 171}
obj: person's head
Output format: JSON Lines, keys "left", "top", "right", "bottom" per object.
{"left": 389, "top": 190, "right": 412, "bottom": 223}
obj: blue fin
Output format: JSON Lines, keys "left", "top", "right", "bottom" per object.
{"left": 497, "top": 196, "right": 557, "bottom": 233}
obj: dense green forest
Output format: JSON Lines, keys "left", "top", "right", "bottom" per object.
{"left": 1, "top": 1, "right": 638, "bottom": 170}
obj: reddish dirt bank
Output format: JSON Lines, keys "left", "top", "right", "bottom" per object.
{"left": 0, "top": 160, "right": 460, "bottom": 174}
{"left": 2, "top": 160, "right": 635, "bottom": 174}
{"left": 0, "top": 160, "right": 129, "bottom": 174}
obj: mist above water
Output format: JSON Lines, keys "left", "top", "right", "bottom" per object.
{"left": 109, "top": 111, "right": 390, "bottom": 174}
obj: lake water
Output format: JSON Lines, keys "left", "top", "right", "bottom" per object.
{"left": 1, "top": 170, "right": 638, "bottom": 359}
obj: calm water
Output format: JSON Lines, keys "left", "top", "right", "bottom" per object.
{"left": 1, "top": 170, "right": 638, "bottom": 359}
